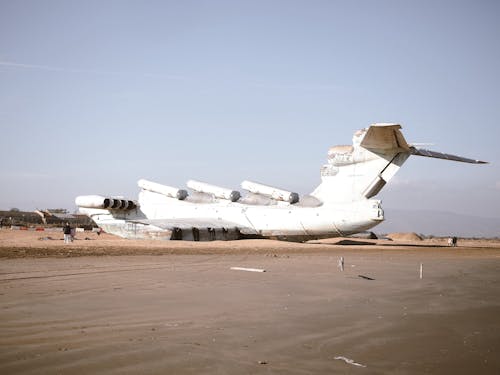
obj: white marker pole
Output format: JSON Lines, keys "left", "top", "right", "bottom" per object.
{"left": 338, "top": 256, "right": 344, "bottom": 272}
{"left": 419, "top": 263, "right": 423, "bottom": 279}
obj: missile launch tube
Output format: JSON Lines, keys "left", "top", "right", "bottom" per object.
{"left": 186, "top": 180, "right": 241, "bottom": 202}
{"left": 75, "top": 195, "right": 109, "bottom": 209}
{"left": 241, "top": 180, "right": 299, "bottom": 204}
{"left": 138, "top": 179, "right": 188, "bottom": 200}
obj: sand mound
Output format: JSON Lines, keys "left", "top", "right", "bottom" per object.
{"left": 387, "top": 232, "right": 423, "bottom": 241}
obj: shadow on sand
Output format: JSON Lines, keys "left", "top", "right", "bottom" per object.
{"left": 308, "top": 239, "right": 452, "bottom": 248}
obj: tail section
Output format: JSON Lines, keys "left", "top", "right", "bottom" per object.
{"left": 311, "top": 123, "right": 486, "bottom": 203}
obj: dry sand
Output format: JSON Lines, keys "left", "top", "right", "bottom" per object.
{"left": 1, "top": 229, "right": 500, "bottom": 374}
{"left": 386, "top": 232, "right": 423, "bottom": 241}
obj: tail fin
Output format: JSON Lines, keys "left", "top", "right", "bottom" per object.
{"left": 311, "top": 123, "right": 486, "bottom": 203}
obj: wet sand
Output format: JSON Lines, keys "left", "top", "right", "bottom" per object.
{"left": 1, "top": 230, "right": 500, "bottom": 374}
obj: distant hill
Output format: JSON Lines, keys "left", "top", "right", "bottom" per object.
{"left": 376, "top": 209, "right": 500, "bottom": 238}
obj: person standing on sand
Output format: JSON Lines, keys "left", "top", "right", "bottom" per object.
{"left": 63, "top": 222, "right": 72, "bottom": 244}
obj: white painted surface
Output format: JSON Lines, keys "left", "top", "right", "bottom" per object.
{"left": 230, "top": 267, "right": 266, "bottom": 273}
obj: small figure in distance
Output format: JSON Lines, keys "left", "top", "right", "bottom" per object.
{"left": 452, "top": 236, "right": 458, "bottom": 247}
{"left": 63, "top": 222, "right": 72, "bottom": 244}
{"left": 97, "top": 227, "right": 103, "bottom": 236}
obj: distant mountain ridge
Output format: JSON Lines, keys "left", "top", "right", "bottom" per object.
{"left": 375, "top": 209, "right": 500, "bottom": 238}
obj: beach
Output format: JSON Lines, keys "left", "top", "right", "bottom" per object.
{"left": 1, "top": 229, "right": 499, "bottom": 374}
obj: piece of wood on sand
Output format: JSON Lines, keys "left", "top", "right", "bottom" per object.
{"left": 230, "top": 267, "right": 266, "bottom": 273}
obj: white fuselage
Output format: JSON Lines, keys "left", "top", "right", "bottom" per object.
{"left": 80, "top": 190, "right": 384, "bottom": 241}
{"left": 77, "top": 124, "right": 484, "bottom": 241}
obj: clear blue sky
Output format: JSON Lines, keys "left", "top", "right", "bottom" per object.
{"left": 1, "top": 0, "right": 499, "bottom": 217}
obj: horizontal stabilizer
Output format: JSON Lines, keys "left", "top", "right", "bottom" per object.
{"left": 410, "top": 147, "right": 488, "bottom": 164}
{"left": 360, "top": 124, "right": 410, "bottom": 153}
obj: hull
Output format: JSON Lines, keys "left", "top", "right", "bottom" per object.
{"left": 81, "top": 198, "right": 383, "bottom": 241}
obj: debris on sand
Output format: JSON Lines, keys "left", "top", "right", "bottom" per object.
{"left": 358, "top": 275, "right": 375, "bottom": 281}
{"left": 334, "top": 356, "right": 366, "bottom": 367}
{"left": 349, "top": 231, "right": 378, "bottom": 240}
{"left": 230, "top": 267, "right": 266, "bottom": 273}
{"left": 387, "top": 232, "right": 422, "bottom": 241}
{"left": 38, "top": 236, "right": 54, "bottom": 241}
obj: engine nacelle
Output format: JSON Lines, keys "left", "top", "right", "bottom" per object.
{"left": 241, "top": 180, "right": 299, "bottom": 204}
{"left": 138, "top": 179, "right": 188, "bottom": 200}
{"left": 75, "top": 195, "right": 137, "bottom": 210}
{"left": 187, "top": 180, "right": 241, "bottom": 202}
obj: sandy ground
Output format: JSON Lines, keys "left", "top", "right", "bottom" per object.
{"left": 1, "top": 229, "right": 500, "bottom": 374}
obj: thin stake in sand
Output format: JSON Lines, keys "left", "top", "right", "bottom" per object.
{"left": 420, "top": 263, "right": 423, "bottom": 279}
{"left": 338, "top": 256, "right": 344, "bottom": 272}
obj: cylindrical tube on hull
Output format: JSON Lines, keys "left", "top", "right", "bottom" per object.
{"left": 241, "top": 180, "right": 299, "bottom": 204}
{"left": 75, "top": 195, "right": 137, "bottom": 210}
{"left": 187, "top": 180, "right": 240, "bottom": 202}
{"left": 75, "top": 195, "right": 108, "bottom": 209}
{"left": 138, "top": 179, "right": 188, "bottom": 200}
